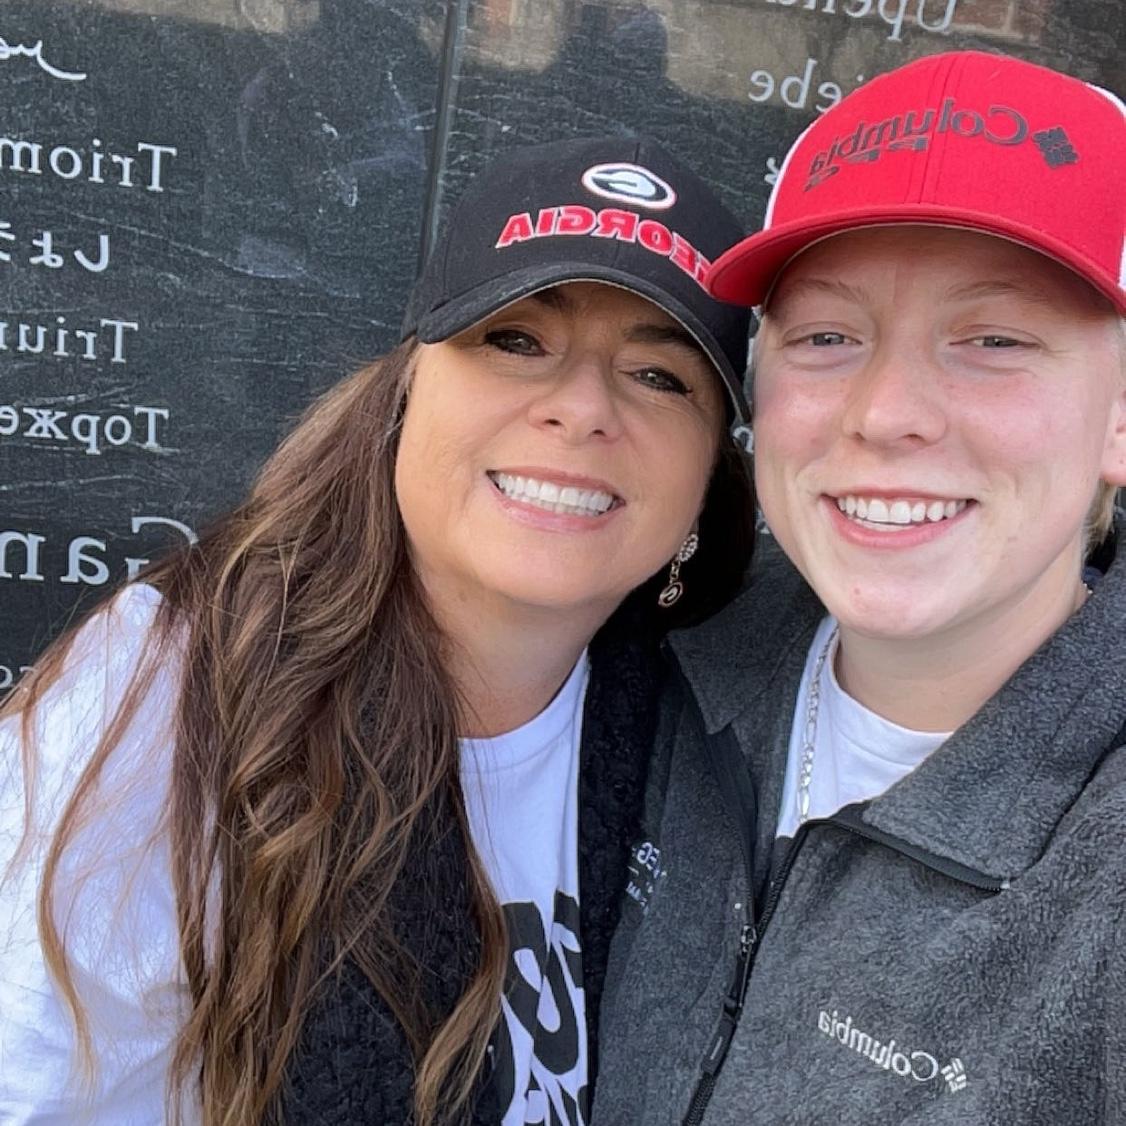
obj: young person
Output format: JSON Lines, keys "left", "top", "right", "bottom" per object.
{"left": 592, "top": 52, "right": 1126, "bottom": 1125}
{"left": 0, "top": 137, "right": 756, "bottom": 1125}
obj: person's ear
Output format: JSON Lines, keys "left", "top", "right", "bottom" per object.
{"left": 1102, "top": 384, "right": 1126, "bottom": 487}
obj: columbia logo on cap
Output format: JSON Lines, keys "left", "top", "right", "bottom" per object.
{"left": 706, "top": 51, "right": 1125, "bottom": 314}
{"left": 1031, "top": 127, "right": 1079, "bottom": 168}
{"left": 804, "top": 97, "right": 1078, "bottom": 192}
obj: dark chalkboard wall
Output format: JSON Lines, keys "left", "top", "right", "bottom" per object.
{"left": 1, "top": 0, "right": 1122, "bottom": 689}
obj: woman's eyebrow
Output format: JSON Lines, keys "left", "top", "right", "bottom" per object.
{"left": 626, "top": 323, "right": 701, "bottom": 353}
{"left": 529, "top": 288, "right": 570, "bottom": 312}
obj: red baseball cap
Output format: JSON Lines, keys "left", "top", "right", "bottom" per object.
{"left": 708, "top": 51, "right": 1126, "bottom": 313}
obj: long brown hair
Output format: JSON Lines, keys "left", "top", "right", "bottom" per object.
{"left": 4, "top": 336, "right": 754, "bottom": 1123}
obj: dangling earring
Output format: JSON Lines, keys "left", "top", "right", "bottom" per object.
{"left": 659, "top": 532, "right": 699, "bottom": 608}
{"left": 730, "top": 423, "right": 754, "bottom": 455}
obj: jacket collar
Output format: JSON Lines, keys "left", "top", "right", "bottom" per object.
{"left": 668, "top": 540, "right": 821, "bottom": 736}
{"left": 669, "top": 527, "right": 1126, "bottom": 882}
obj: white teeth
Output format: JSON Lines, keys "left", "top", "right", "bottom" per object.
{"left": 867, "top": 498, "right": 889, "bottom": 522}
{"left": 889, "top": 500, "right": 914, "bottom": 525}
{"left": 490, "top": 472, "right": 615, "bottom": 517}
{"left": 887, "top": 499, "right": 914, "bottom": 524}
{"left": 835, "top": 494, "right": 968, "bottom": 529}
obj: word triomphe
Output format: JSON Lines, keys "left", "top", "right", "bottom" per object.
{"left": 0, "top": 135, "right": 177, "bottom": 192}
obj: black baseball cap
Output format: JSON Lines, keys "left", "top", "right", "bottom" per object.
{"left": 402, "top": 136, "right": 752, "bottom": 425}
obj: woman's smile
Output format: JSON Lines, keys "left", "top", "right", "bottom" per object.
{"left": 395, "top": 282, "right": 723, "bottom": 619}
{"left": 487, "top": 468, "right": 622, "bottom": 523}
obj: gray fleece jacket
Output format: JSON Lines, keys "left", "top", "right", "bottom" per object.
{"left": 591, "top": 524, "right": 1126, "bottom": 1126}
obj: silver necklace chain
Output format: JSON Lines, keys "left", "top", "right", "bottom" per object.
{"left": 798, "top": 625, "right": 838, "bottom": 826}
{"left": 797, "top": 579, "right": 1093, "bottom": 826}
{"left": 792, "top": 576, "right": 1089, "bottom": 824}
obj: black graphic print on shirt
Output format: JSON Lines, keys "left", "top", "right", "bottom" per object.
{"left": 493, "top": 891, "right": 586, "bottom": 1125}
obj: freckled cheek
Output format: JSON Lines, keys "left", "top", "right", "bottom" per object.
{"left": 957, "top": 397, "right": 1104, "bottom": 526}
{"left": 754, "top": 380, "right": 840, "bottom": 470}
{"left": 963, "top": 398, "right": 1078, "bottom": 475}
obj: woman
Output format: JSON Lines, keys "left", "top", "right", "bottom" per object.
{"left": 0, "top": 136, "right": 754, "bottom": 1125}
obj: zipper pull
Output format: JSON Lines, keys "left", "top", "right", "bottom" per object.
{"left": 740, "top": 921, "right": 756, "bottom": 955}
{"left": 729, "top": 923, "right": 754, "bottom": 1005}
{"left": 701, "top": 1008, "right": 738, "bottom": 1077}
{"left": 683, "top": 914, "right": 756, "bottom": 1119}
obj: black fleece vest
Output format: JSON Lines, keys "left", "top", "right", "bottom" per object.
{"left": 279, "top": 614, "right": 664, "bottom": 1124}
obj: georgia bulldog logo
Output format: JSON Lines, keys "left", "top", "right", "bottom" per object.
{"left": 581, "top": 162, "right": 676, "bottom": 209}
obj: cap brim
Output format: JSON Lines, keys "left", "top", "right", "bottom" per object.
{"left": 708, "top": 205, "right": 1126, "bottom": 314}
{"left": 413, "top": 262, "right": 749, "bottom": 421}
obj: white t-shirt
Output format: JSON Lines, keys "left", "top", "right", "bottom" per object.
{"left": 0, "top": 584, "right": 193, "bottom": 1125}
{"left": 0, "top": 585, "right": 590, "bottom": 1124}
{"left": 461, "top": 654, "right": 590, "bottom": 1126}
{"left": 776, "top": 616, "right": 952, "bottom": 840}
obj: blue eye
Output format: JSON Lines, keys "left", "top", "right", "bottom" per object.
{"left": 805, "top": 332, "right": 850, "bottom": 346}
